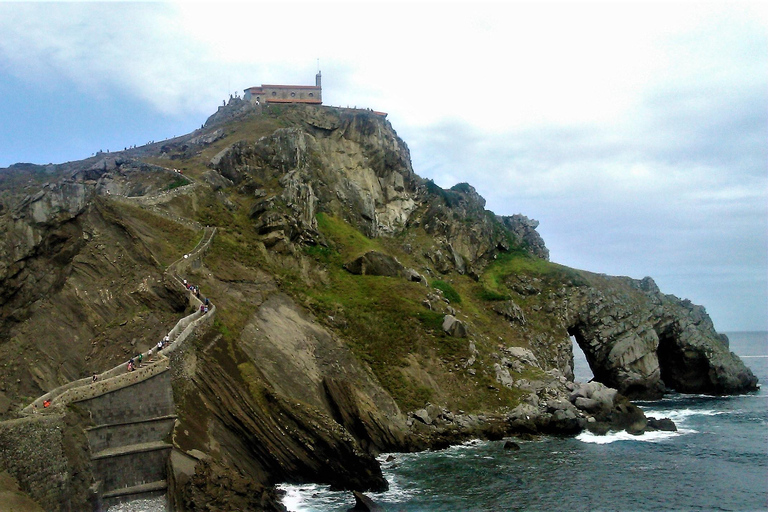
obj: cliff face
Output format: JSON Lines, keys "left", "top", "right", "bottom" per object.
{"left": 0, "top": 103, "right": 758, "bottom": 509}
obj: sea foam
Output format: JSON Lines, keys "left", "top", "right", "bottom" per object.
{"left": 576, "top": 428, "right": 684, "bottom": 444}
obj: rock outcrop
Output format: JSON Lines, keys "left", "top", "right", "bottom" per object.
{"left": 563, "top": 275, "right": 758, "bottom": 398}
{"left": 0, "top": 103, "right": 758, "bottom": 510}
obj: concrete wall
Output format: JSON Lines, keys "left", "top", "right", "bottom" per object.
{"left": 87, "top": 416, "right": 176, "bottom": 453}
{"left": 0, "top": 415, "right": 92, "bottom": 512}
{"left": 76, "top": 370, "right": 174, "bottom": 426}
{"left": 92, "top": 445, "right": 171, "bottom": 491}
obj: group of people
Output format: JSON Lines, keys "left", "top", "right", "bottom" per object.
{"left": 183, "top": 279, "right": 201, "bottom": 299}
{"left": 120, "top": 280, "right": 211, "bottom": 374}
{"left": 127, "top": 352, "right": 145, "bottom": 372}
{"left": 183, "top": 279, "right": 212, "bottom": 313}
{"left": 125, "top": 333, "right": 168, "bottom": 373}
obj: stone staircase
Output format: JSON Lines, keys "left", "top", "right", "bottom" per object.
{"left": 19, "top": 227, "right": 217, "bottom": 509}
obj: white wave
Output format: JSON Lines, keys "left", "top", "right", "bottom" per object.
{"left": 278, "top": 483, "right": 337, "bottom": 512}
{"left": 576, "top": 428, "right": 686, "bottom": 444}
{"left": 652, "top": 409, "right": 727, "bottom": 425}
{"left": 106, "top": 497, "right": 166, "bottom": 512}
{"left": 738, "top": 355, "right": 768, "bottom": 358}
{"left": 279, "top": 472, "right": 419, "bottom": 511}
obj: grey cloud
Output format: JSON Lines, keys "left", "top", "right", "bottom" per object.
{"left": 405, "top": 79, "right": 766, "bottom": 330}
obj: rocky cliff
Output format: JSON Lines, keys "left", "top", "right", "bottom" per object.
{"left": 0, "top": 102, "right": 758, "bottom": 510}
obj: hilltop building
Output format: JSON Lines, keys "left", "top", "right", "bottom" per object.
{"left": 244, "top": 72, "right": 322, "bottom": 105}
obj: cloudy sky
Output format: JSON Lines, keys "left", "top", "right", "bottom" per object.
{"left": 0, "top": 2, "right": 766, "bottom": 332}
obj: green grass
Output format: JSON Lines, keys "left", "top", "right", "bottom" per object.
{"left": 432, "top": 279, "right": 462, "bottom": 304}
{"left": 315, "top": 212, "right": 377, "bottom": 261}
{"left": 479, "top": 249, "right": 585, "bottom": 300}
{"left": 164, "top": 176, "right": 189, "bottom": 191}
{"left": 296, "top": 214, "right": 468, "bottom": 410}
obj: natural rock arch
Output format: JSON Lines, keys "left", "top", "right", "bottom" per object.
{"left": 562, "top": 276, "right": 757, "bottom": 399}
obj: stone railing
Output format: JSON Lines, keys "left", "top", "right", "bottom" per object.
{"left": 163, "top": 305, "right": 216, "bottom": 357}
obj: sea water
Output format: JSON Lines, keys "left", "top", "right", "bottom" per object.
{"left": 281, "top": 331, "right": 768, "bottom": 511}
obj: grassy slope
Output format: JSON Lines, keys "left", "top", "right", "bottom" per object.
{"left": 137, "top": 108, "right": 580, "bottom": 415}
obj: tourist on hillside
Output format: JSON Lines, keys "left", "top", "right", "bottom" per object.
{"left": 92, "top": 373, "right": 98, "bottom": 382}
{"left": 137, "top": 353, "right": 143, "bottom": 367}
{"left": 43, "top": 400, "right": 50, "bottom": 408}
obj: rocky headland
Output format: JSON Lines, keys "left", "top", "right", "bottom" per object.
{"left": 0, "top": 101, "right": 758, "bottom": 510}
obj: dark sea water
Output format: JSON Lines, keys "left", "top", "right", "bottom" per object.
{"left": 281, "top": 331, "right": 768, "bottom": 512}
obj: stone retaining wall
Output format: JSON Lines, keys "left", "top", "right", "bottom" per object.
{"left": 124, "top": 181, "right": 198, "bottom": 207}
{"left": 75, "top": 370, "right": 174, "bottom": 426}
{"left": 87, "top": 416, "right": 176, "bottom": 453}
{"left": 0, "top": 415, "right": 93, "bottom": 511}
{"left": 167, "top": 226, "right": 217, "bottom": 287}
{"left": 92, "top": 444, "right": 171, "bottom": 491}
{"left": 164, "top": 305, "right": 216, "bottom": 357}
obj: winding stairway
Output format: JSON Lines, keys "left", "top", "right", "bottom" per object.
{"left": 21, "top": 226, "right": 217, "bottom": 509}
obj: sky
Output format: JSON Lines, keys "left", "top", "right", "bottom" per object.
{"left": 0, "top": 1, "right": 766, "bottom": 332}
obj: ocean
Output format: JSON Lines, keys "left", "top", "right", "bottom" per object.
{"left": 105, "top": 333, "right": 767, "bottom": 511}
{"left": 280, "top": 331, "right": 768, "bottom": 512}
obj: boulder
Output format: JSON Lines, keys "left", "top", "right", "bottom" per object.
{"left": 573, "top": 397, "right": 602, "bottom": 414}
{"left": 492, "top": 300, "right": 527, "bottom": 325}
{"left": 412, "top": 409, "right": 432, "bottom": 425}
{"left": 569, "top": 381, "right": 617, "bottom": 411}
{"left": 503, "top": 441, "right": 521, "bottom": 451}
{"left": 494, "top": 363, "right": 515, "bottom": 389}
{"left": 344, "top": 251, "right": 406, "bottom": 277}
{"left": 647, "top": 417, "right": 677, "bottom": 431}
{"left": 202, "top": 169, "right": 233, "bottom": 191}
{"left": 349, "top": 491, "right": 384, "bottom": 512}
{"left": 503, "top": 346, "right": 540, "bottom": 368}
{"left": 442, "top": 315, "right": 467, "bottom": 338}
{"left": 406, "top": 268, "right": 428, "bottom": 285}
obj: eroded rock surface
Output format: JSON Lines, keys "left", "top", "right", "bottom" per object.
{"left": 564, "top": 275, "right": 758, "bottom": 398}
